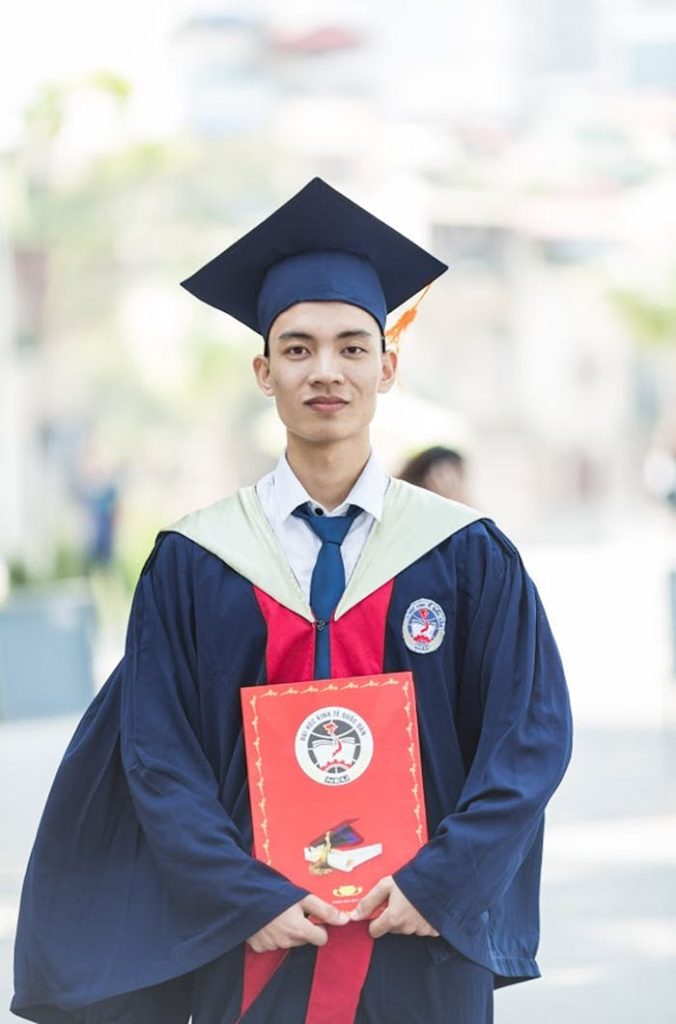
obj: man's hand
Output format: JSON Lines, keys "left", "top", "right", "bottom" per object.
{"left": 349, "top": 876, "right": 439, "bottom": 939}
{"left": 246, "top": 895, "right": 349, "bottom": 952}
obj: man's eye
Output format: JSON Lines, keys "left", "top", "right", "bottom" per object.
{"left": 343, "top": 345, "right": 365, "bottom": 355}
{"left": 285, "top": 345, "right": 308, "bottom": 356}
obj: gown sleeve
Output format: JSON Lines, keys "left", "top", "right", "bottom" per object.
{"left": 11, "top": 534, "right": 306, "bottom": 1022}
{"left": 394, "top": 521, "right": 573, "bottom": 938}
{"left": 119, "top": 533, "right": 308, "bottom": 943}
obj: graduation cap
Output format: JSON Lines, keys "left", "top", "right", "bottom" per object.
{"left": 180, "top": 177, "right": 447, "bottom": 341}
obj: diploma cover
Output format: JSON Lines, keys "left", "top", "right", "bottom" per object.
{"left": 241, "top": 672, "right": 427, "bottom": 911}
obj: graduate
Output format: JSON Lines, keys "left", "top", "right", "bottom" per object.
{"left": 11, "top": 178, "right": 573, "bottom": 1024}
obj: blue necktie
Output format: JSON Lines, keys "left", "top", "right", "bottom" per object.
{"left": 292, "top": 502, "right": 361, "bottom": 678}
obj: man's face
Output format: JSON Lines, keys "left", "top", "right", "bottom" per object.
{"left": 253, "top": 301, "right": 398, "bottom": 448}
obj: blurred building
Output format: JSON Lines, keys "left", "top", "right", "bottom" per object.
{"left": 0, "top": 157, "right": 52, "bottom": 580}
{"left": 617, "top": 0, "right": 676, "bottom": 92}
{"left": 163, "top": 0, "right": 676, "bottom": 540}
{"left": 2, "top": 0, "right": 676, "bottom": 585}
{"left": 0, "top": 161, "right": 19, "bottom": 588}
{"left": 174, "top": 7, "right": 273, "bottom": 140}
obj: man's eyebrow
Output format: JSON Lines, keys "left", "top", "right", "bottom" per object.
{"left": 275, "top": 328, "right": 375, "bottom": 342}
{"left": 335, "top": 329, "right": 375, "bottom": 339}
{"left": 276, "top": 330, "right": 315, "bottom": 341}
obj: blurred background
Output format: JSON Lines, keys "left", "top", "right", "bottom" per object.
{"left": 1, "top": 0, "right": 675, "bottom": 1021}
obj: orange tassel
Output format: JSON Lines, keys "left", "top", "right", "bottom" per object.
{"left": 384, "top": 283, "right": 432, "bottom": 355}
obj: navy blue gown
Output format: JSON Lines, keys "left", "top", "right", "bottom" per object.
{"left": 11, "top": 515, "right": 572, "bottom": 1023}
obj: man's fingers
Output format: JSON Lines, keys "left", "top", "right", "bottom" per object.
{"left": 298, "top": 919, "right": 329, "bottom": 947}
{"left": 368, "top": 907, "right": 393, "bottom": 939}
{"left": 349, "top": 877, "right": 392, "bottom": 921}
{"left": 301, "top": 894, "right": 349, "bottom": 926}
{"left": 246, "top": 919, "right": 328, "bottom": 950}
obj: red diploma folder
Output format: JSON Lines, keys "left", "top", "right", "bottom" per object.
{"left": 240, "top": 672, "right": 427, "bottom": 911}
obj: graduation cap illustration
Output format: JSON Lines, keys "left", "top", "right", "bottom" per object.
{"left": 180, "top": 177, "right": 448, "bottom": 342}
{"left": 304, "top": 818, "right": 383, "bottom": 875}
{"left": 307, "top": 818, "right": 364, "bottom": 851}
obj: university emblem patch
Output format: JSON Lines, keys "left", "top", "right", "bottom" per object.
{"left": 402, "top": 598, "right": 446, "bottom": 653}
{"left": 294, "top": 706, "right": 374, "bottom": 786}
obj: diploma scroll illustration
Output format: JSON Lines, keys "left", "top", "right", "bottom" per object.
{"left": 303, "top": 818, "right": 383, "bottom": 875}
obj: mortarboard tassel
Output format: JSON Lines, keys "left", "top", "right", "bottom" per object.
{"left": 384, "top": 283, "right": 433, "bottom": 355}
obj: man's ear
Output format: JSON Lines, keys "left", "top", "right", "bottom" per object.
{"left": 253, "top": 353, "right": 275, "bottom": 397}
{"left": 377, "top": 349, "right": 398, "bottom": 394}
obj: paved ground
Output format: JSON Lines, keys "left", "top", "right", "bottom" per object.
{"left": 1, "top": 538, "right": 675, "bottom": 1022}
{"left": 498, "top": 726, "right": 676, "bottom": 1023}
{"left": 2, "top": 719, "right": 674, "bottom": 1023}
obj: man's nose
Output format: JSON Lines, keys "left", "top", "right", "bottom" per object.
{"left": 308, "top": 353, "right": 345, "bottom": 384}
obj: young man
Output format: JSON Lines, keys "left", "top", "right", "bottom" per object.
{"left": 12, "top": 179, "right": 572, "bottom": 1024}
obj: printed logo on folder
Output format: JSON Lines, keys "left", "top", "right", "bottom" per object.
{"left": 240, "top": 673, "right": 428, "bottom": 910}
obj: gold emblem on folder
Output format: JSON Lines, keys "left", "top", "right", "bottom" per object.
{"left": 333, "top": 885, "right": 362, "bottom": 898}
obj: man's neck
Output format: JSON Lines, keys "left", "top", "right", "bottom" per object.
{"left": 285, "top": 434, "right": 371, "bottom": 511}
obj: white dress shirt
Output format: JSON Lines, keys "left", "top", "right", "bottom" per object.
{"left": 255, "top": 451, "right": 390, "bottom": 605}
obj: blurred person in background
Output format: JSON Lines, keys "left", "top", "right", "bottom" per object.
{"left": 398, "top": 445, "right": 469, "bottom": 503}
{"left": 11, "top": 179, "right": 572, "bottom": 1024}
{"left": 69, "top": 443, "right": 121, "bottom": 571}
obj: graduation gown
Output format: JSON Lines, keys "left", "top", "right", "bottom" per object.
{"left": 11, "top": 480, "right": 572, "bottom": 1023}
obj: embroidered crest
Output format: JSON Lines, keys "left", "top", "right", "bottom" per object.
{"left": 294, "top": 706, "right": 374, "bottom": 786}
{"left": 402, "top": 598, "right": 446, "bottom": 654}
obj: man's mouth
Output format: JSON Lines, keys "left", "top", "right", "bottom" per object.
{"left": 305, "top": 397, "right": 348, "bottom": 408}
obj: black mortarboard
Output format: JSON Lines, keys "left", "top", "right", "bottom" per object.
{"left": 180, "top": 177, "right": 447, "bottom": 339}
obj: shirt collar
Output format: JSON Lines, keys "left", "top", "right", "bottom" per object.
{"left": 273, "top": 450, "right": 389, "bottom": 522}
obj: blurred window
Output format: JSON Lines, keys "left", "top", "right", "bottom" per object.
{"left": 539, "top": 238, "right": 608, "bottom": 265}
{"left": 631, "top": 42, "right": 676, "bottom": 89}
{"left": 431, "top": 224, "right": 508, "bottom": 275}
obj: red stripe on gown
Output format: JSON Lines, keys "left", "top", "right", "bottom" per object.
{"left": 329, "top": 580, "right": 393, "bottom": 681}
{"left": 238, "top": 947, "right": 287, "bottom": 1021}
{"left": 304, "top": 919, "right": 372, "bottom": 1024}
{"left": 242, "top": 580, "right": 394, "bottom": 1023}
{"left": 252, "top": 588, "right": 316, "bottom": 684}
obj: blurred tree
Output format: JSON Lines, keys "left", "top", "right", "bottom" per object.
{"left": 609, "top": 283, "right": 676, "bottom": 509}
{"left": 611, "top": 289, "right": 676, "bottom": 349}
{"left": 9, "top": 72, "right": 274, "bottom": 592}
